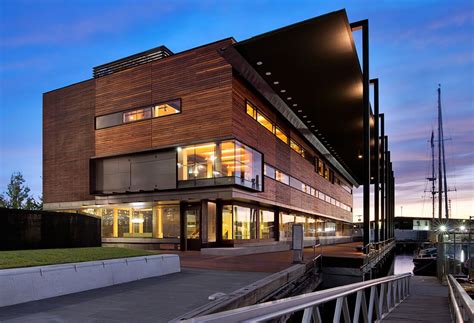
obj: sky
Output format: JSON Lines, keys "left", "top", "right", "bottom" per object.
{"left": 0, "top": 0, "right": 473, "bottom": 219}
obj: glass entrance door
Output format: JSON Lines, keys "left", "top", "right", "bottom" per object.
{"left": 185, "top": 208, "right": 201, "bottom": 250}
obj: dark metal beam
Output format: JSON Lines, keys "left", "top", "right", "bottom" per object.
{"left": 380, "top": 114, "right": 385, "bottom": 241}
{"left": 371, "top": 78, "right": 380, "bottom": 243}
{"left": 351, "top": 19, "right": 370, "bottom": 250}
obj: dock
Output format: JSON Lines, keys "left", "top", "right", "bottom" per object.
{"left": 382, "top": 276, "right": 451, "bottom": 322}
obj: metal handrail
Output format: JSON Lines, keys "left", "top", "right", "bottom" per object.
{"left": 447, "top": 274, "right": 474, "bottom": 323}
{"left": 184, "top": 272, "right": 412, "bottom": 323}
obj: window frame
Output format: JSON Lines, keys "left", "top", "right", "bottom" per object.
{"left": 95, "top": 98, "right": 182, "bottom": 130}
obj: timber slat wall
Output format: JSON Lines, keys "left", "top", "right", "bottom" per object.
{"left": 95, "top": 39, "right": 233, "bottom": 156}
{"left": 43, "top": 80, "right": 95, "bottom": 203}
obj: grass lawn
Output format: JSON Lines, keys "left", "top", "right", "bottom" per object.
{"left": 0, "top": 247, "right": 154, "bottom": 270}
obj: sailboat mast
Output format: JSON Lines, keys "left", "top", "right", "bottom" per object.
{"left": 431, "top": 131, "right": 436, "bottom": 219}
{"left": 440, "top": 87, "right": 449, "bottom": 219}
{"left": 438, "top": 85, "right": 443, "bottom": 220}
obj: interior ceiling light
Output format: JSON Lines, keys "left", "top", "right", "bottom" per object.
{"left": 302, "top": 115, "right": 307, "bottom": 118}
{"left": 297, "top": 109, "right": 303, "bottom": 113}
{"left": 311, "top": 125, "right": 315, "bottom": 128}
{"left": 256, "top": 61, "right": 263, "bottom": 65}
{"left": 293, "top": 103, "right": 298, "bottom": 107}
{"left": 307, "top": 120, "right": 311, "bottom": 123}
{"left": 273, "top": 81, "right": 279, "bottom": 85}
{"left": 265, "top": 72, "right": 271, "bottom": 75}
{"left": 280, "top": 89, "right": 286, "bottom": 93}
{"left": 287, "top": 97, "right": 292, "bottom": 100}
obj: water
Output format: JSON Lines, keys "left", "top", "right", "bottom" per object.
{"left": 394, "top": 254, "right": 414, "bottom": 274}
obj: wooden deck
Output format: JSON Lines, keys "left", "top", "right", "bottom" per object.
{"left": 382, "top": 276, "right": 451, "bottom": 322}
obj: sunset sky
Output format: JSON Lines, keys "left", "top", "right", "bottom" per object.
{"left": 0, "top": 0, "right": 472, "bottom": 219}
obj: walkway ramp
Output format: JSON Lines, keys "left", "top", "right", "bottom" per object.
{"left": 382, "top": 276, "right": 451, "bottom": 323}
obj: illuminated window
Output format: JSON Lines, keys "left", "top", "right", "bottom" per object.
{"left": 256, "top": 112, "right": 274, "bottom": 133}
{"left": 222, "top": 205, "right": 233, "bottom": 240}
{"left": 259, "top": 209, "right": 275, "bottom": 239}
{"left": 316, "top": 158, "right": 324, "bottom": 176}
{"left": 246, "top": 102, "right": 257, "bottom": 119}
{"left": 153, "top": 99, "right": 181, "bottom": 117}
{"left": 123, "top": 108, "right": 152, "bottom": 123}
{"left": 233, "top": 206, "right": 257, "bottom": 240}
{"left": 290, "top": 139, "right": 303, "bottom": 155}
{"left": 275, "top": 170, "right": 290, "bottom": 185}
{"left": 177, "top": 140, "right": 262, "bottom": 191}
{"left": 324, "top": 164, "right": 330, "bottom": 180}
{"left": 279, "top": 212, "right": 294, "bottom": 241}
{"left": 275, "top": 127, "right": 289, "bottom": 144}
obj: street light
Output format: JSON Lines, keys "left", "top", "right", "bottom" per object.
{"left": 460, "top": 225, "right": 466, "bottom": 232}
{"left": 439, "top": 225, "right": 447, "bottom": 232}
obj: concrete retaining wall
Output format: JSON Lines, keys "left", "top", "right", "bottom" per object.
{"left": 0, "top": 254, "right": 180, "bottom": 307}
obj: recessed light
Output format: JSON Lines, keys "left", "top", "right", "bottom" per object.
{"left": 307, "top": 120, "right": 311, "bottom": 123}
{"left": 273, "top": 81, "right": 279, "bottom": 85}
{"left": 293, "top": 103, "right": 298, "bottom": 107}
{"left": 287, "top": 97, "right": 292, "bottom": 100}
{"left": 297, "top": 109, "right": 303, "bottom": 113}
{"left": 311, "top": 125, "right": 315, "bottom": 128}
{"left": 303, "top": 115, "right": 307, "bottom": 118}
{"left": 280, "top": 89, "right": 286, "bottom": 93}
{"left": 256, "top": 61, "right": 263, "bottom": 65}
{"left": 265, "top": 72, "right": 271, "bottom": 75}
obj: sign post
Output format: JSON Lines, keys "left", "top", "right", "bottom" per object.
{"left": 292, "top": 224, "right": 304, "bottom": 263}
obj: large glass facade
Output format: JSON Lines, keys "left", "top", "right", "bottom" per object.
{"left": 82, "top": 204, "right": 180, "bottom": 239}
{"left": 222, "top": 205, "right": 258, "bottom": 240}
{"left": 259, "top": 209, "right": 275, "bottom": 239}
{"left": 177, "top": 140, "right": 262, "bottom": 191}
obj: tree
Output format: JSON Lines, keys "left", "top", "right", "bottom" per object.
{"left": 0, "top": 172, "right": 42, "bottom": 210}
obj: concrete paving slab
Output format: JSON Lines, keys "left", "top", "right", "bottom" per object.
{"left": 0, "top": 268, "right": 269, "bottom": 323}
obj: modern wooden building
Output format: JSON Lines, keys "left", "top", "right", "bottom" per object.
{"left": 43, "top": 10, "right": 380, "bottom": 251}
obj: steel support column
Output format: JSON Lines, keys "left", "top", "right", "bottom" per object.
{"left": 351, "top": 19, "right": 370, "bottom": 250}
{"left": 386, "top": 151, "right": 391, "bottom": 238}
{"left": 371, "top": 79, "right": 380, "bottom": 243}
{"left": 380, "top": 114, "right": 385, "bottom": 241}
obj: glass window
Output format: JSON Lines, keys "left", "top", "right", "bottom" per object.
{"left": 123, "top": 107, "right": 152, "bottom": 123}
{"left": 306, "top": 217, "right": 316, "bottom": 238}
{"left": 275, "top": 127, "right": 289, "bottom": 144}
{"left": 259, "top": 210, "right": 275, "bottom": 239}
{"left": 246, "top": 102, "right": 257, "bottom": 119}
{"left": 324, "top": 164, "right": 330, "bottom": 180}
{"left": 256, "top": 112, "right": 274, "bottom": 133}
{"left": 317, "top": 159, "right": 324, "bottom": 176}
{"left": 275, "top": 170, "right": 290, "bottom": 185}
{"left": 290, "top": 176, "right": 303, "bottom": 191}
{"left": 279, "top": 212, "right": 294, "bottom": 241}
{"left": 325, "top": 195, "right": 331, "bottom": 203}
{"left": 178, "top": 140, "right": 262, "bottom": 191}
{"left": 233, "top": 206, "right": 256, "bottom": 240}
{"left": 222, "top": 205, "right": 233, "bottom": 240}
{"left": 186, "top": 209, "right": 200, "bottom": 239}
{"left": 318, "top": 191, "right": 325, "bottom": 200}
{"left": 153, "top": 99, "right": 181, "bottom": 117}
{"left": 264, "top": 164, "right": 276, "bottom": 179}
{"left": 100, "top": 209, "right": 114, "bottom": 238}
{"left": 156, "top": 205, "right": 180, "bottom": 238}
{"left": 96, "top": 112, "right": 123, "bottom": 129}
{"left": 290, "top": 139, "right": 303, "bottom": 155}
{"left": 208, "top": 202, "right": 217, "bottom": 242}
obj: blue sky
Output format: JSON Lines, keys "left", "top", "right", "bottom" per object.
{"left": 0, "top": 0, "right": 472, "bottom": 218}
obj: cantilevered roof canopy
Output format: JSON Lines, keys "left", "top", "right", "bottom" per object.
{"left": 229, "top": 9, "right": 367, "bottom": 185}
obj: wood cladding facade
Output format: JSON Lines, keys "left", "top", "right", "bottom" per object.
{"left": 43, "top": 38, "right": 352, "bottom": 222}
{"left": 43, "top": 80, "right": 95, "bottom": 203}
